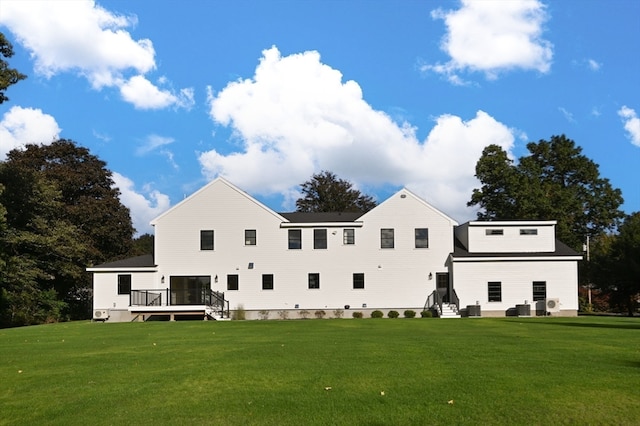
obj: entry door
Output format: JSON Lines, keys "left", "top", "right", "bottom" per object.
{"left": 436, "top": 273, "right": 450, "bottom": 303}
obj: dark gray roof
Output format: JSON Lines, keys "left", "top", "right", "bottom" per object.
{"left": 279, "top": 212, "right": 364, "bottom": 223}
{"left": 451, "top": 238, "right": 581, "bottom": 258}
{"left": 92, "top": 254, "right": 155, "bottom": 269}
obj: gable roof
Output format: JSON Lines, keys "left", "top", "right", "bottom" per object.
{"left": 150, "top": 177, "right": 287, "bottom": 226}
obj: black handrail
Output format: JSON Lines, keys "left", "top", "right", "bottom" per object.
{"left": 450, "top": 289, "right": 460, "bottom": 313}
{"left": 424, "top": 290, "right": 443, "bottom": 317}
{"left": 130, "top": 288, "right": 229, "bottom": 318}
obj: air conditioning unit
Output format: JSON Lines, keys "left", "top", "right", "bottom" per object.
{"left": 545, "top": 298, "right": 560, "bottom": 313}
{"left": 93, "top": 309, "right": 110, "bottom": 321}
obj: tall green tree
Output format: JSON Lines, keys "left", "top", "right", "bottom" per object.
{"left": 592, "top": 213, "right": 640, "bottom": 316}
{"left": 1, "top": 140, "right": 134, "bottom": 322}
{"left": 0, "top": 32, "right": 27, "bottom": 104}
{"left": 296, "top": 171, "right": 377, "bottom": 213}
{"left": 0, "top": 166, "right": 86, "bottom": 326}
{"left": 469, "top": 135, "right": 624, "bottom": 250}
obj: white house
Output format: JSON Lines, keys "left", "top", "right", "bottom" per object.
{"left": 88, "top": 178, "right": 581, "bottom": 321}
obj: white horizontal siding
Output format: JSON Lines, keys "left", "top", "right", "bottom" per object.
{"left": 466, "top": 224, "right": 556, "bottom": 253}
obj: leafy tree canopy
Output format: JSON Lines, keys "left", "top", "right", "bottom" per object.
{"left": 468, "top": 135, "right": 624, "bottom": 250}
{"left": 0, "top": 32, "right": 27, "bottom": 104}
{"left": 1, "top": 140, "right": 134, "bottom": 325}
{"left": 296, "top": 171, "right": 377, "bottom": 213}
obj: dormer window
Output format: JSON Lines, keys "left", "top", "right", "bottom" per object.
{"left": 485, "top": 229, "right": 503, "bottom": 236}
{"left": 520, "top": 229, "right": 538, "bottom": 235}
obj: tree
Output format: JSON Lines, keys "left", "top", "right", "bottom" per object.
{"left": 0, "top": 166, "right": 86, "bottom": 326}
{"left": 1, "top": 140, "right": 134, "bottom": 323}
{"left": 0, "top": 32, "right": 27, "bottom": 104}
{"left": 296, "top": 171, "right": 377, "bottom": 213}
{"left": 592, "top": 213, "right": 640, "bottom": 316}
{"left": 469, "top": 135, "right": 624, "bottom": 250}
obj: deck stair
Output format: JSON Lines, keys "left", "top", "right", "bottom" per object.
{"left": 439, "top": 304, "right": 461, "bottom": 318}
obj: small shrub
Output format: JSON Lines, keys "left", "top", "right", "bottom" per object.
{"left": 333, "top": 309, "right": 344, "bottom": 318}
{"left": 420, "top": 310, "right": 433, "bottom": 318}
{"left": 404, "top": 310, "right": 416, "bottom": 318}
{"left": 299, "top": 309, "right": 310, "bottom": 319}
{"left": 232, "top": 304, "right": 246, "bottom": 320}
{"left": 277, "top": 310, "right": 289, "bottom": 320}
{"left": 258, "top": 310, "right": 269, "bottom": 320}
{"left": 388, "top": 310, "right": 399, "bottom": 318}
{"left": 314, "top": 310, "right": 326, "bottom": 319}
{"left": 371, "top": 310, "right": 384, "bottom": 318}
{"left": 352, "top": 311, "right": 363, "bottom": 319}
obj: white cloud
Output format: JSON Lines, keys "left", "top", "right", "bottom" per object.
{"left": 558, "top": 107, "right": 576, "bottom": 123}
{"left": 618, "top": 106, "right": 640, "bottom": 147}
{"left": 0, "top": 0, "right": 192, "bottom": 109}
{"left": 136, "top": 134, "right": 175, "bottom": 156}
{"left": 587, "top": 59, "right": 601, "bottom": 71}
{"left": 201, "top": 47, "right": 515, "bottom": 221}
{"left": 112, "top": 172, "right": 171, "bottom": 236}
{"left": 0, "top": 106, "right": 61, "bottom": 159}
{"left": 120, "top": 75, "right": 194, "bottom": 110}
{"left": 423, "top": 0, "right": 553, "bottom": 82}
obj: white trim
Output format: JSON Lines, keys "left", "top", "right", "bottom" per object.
{"left": 280, "top": 221, "right": 364, "bottom": 228}
{"left": 451, "top": 256, "right": 582, "bottom": 262}
{"left": 466, "top": 220, "right": 557, "bottom": 226}
{"left": 87, "top": 267, "right": 158, "bottom": 273}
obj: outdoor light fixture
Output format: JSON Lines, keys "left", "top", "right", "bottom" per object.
{"left": 429, "top": 272, "right": 433, "bottom": 280}
{"left": 214, "top": 275, "right": 218, "bottom": 283}
{"left": 161, "top": 275, "right": 165, "bottom": 284}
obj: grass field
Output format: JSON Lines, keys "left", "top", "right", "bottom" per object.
{"left": 1, "top": 317, "right": 639, "bottom": 425}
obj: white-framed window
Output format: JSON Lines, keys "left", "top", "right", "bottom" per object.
{"left": 485, "top": 229, "right": 504, "bottom": 236}
{"left": 308, "top": 273, "right": 320, "bottom": 289}
{"left": 343, "top": 229, "right": 355, "bottom": 245}
{"left": 314, "top": 229, "right": 327, "bottom": 249}
{"left": 488, "top": 281, "right": 502, "bottom": 302}
{"left": 381, "top": 228, "right": 394, "bottom": 248}
{"left": 288, "top": 229, "right": 302, "bottom": 249}
{"left": 415, "top": 228, "right": 429, "bottom": 248}
{"left": 245, "top": 229, "right": 257, "bottom": 245}
{"left": 520, "top": 229, "right": 538, "bottom": 235}
{"left": 200, "top": 230, "right": 214, "bottom": 250}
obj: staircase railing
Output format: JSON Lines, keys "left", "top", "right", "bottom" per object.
{"left": 129, "top": 288, "right": 230, "bottom": 319}
{"left": 424, "top": 290, "right": 443, "bottom": 316}
{"left": 450, "top": 289, "right": 460, "bottom": 313}
{"left": 206, "top": 289, "right": 230, "bottom": 319}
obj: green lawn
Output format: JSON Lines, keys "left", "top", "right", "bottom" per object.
{"left": 1, "top": 317, "right": 638, "bottom": 425}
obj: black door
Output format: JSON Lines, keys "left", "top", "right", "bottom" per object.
{"left": 436, "top": 273, "right": 450, "bottom": 303}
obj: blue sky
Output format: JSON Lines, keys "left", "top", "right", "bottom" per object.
{"left": 1, "top": 0, "right": 638, "bottom": 235}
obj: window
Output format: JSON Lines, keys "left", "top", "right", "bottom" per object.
{"left": 353, "top": 273, "right": 365, "bottom": 289}
{"left": 227, "top": 274, "right": 239, "bottom": 291}
{"left": 288, "top": 229, "right": 302, "bottom": 249}
{"left": 533, "top": 281, "right": 547, "bottom": 301}
{"left": 486, "top": 229, "right": 504, "bottom": 236}
{"left": 118, "top": 274, "right": 131, "bottom": 295}
{"left": 200, "top": 230, "right": 214, "bottom": 250}
{"left": 314, "top": 229, "right": 327, "bottom": 249}
{"left": 520, "top": 229, "right": 538, "bottom": 235}
{"left": 245, "top": 229, "right": 257, "bottom": 245}
{"left": 488, "top": 281, "right": 502, "bottom": 302}
{"left": 308, "top": 273, "right": 320, "bottom": 289}
{"left": 343, "top": 229, "right": 355, "bottom": 245}
{"left": 381, "top": 228, "right": 394, "bottom": 248}
{"left": 262, "top": 274, "right": 274, "bottom": 290}
{"left": 415, "top": 228, "right": 429, "bottom": 248}
{"left": 170, "top": 276, "right": 211, "bottom": 305}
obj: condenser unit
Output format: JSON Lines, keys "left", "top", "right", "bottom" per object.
{"left": 93, "top": 309, "right": 110, "bottom": 321}
{"left": 545, "top": 298, "right": 560, "bottom": 313}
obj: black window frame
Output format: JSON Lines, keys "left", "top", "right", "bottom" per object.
{"left": 533, "top": 281, "right": 547, "bottom": 301}
{"left": 353, "top": 273, "right": 365, "bottom": 289}
{"left": 245, "top": 229, "right": 257, "bottom": 245}
{"left": 485, "top": 229, "right": 504, "bottom": 236}
{"left": 488, "top": 281, "right": 502, "bottom": 302}
{"left": 227, "top": 274, "right": 239, "bottom": 291}
{"left": 314, "top": 229, "right": 327, "bottom": 249}
{"left": 343, "top": 228, "right": 355, "bottom": 245}
{"left": 520, "top": 229, "right": 538, "bottom": 235}
{"left": 118, "top": 274, "right": 132, "bottom": 295}
{"left": 262, "top": 274, "right": 274, "bottom": 290}
{"left": 308, "top": 273, "right": 320, "bottom": 289}
{"left": 288, "top": 229, "right": 302, "bottom": 249}
{"left": 415, "top": 228, "right": 429, "bottom": 248}
{"left": 380, "top": 228, "right": 395, "bottom": 249}
{"left": 200, "top": 230, "right": 214, "bottom": 250}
